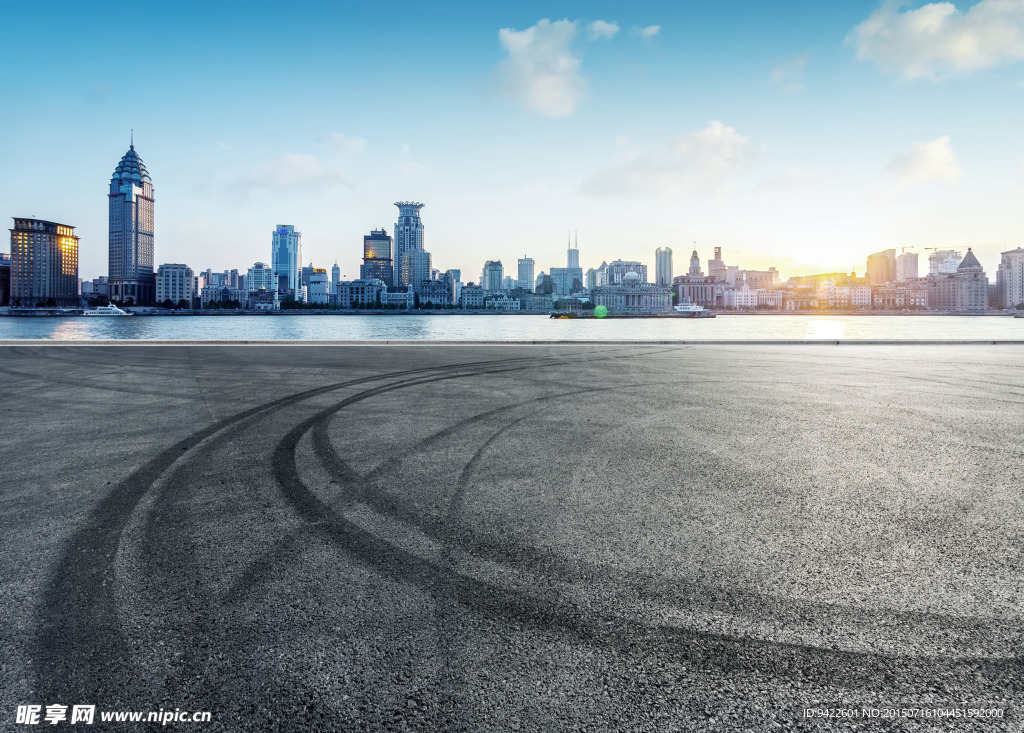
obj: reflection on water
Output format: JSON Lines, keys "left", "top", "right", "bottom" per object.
{"left": 805, "top": 320, "right": 845, "bottom": 340}
{"left": 1, "top": 314, "right": 1021, "bottom": 341}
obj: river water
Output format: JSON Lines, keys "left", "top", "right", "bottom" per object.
{"left": 0, "top": 314, "right": 1021, "bottom": 340}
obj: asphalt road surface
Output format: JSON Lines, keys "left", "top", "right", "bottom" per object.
{"left": 1, "top": 343, "right": 1021, "bottom": 731}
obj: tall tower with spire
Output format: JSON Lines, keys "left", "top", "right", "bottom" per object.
{"left": 108, "top": 136, "right": 155, "bottom": 304}
{"left": 394, "top": 202, "right": 426, "bottom": 287}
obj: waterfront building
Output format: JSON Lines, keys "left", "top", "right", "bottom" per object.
{"left": 460, "top": 283, "right": 485, "bottom": 308}
{"left": 394, "top": 202, "right": 426, "bottom": 287}
{"left": 655, "top": 248, "right": 673, "bottom": 286}
{"left": 584, "top": 267, "right": 599, "bottom": 291}
{"left": 591, "top": 271, "right": 672, "bottom": 313}
{"left": 926, "top": 249, "right": 988, "bottom": 311}
{"left": 928, "top": 249, "right": 962, "bottom": 275}
{"left": 600, "top": 260, "right": 647, "bottom": 286}
{"left": 482, "top": 260, "right": 504, "bottom": 292}
{"left": 996, "top": 247, "right": 1024, "bottom": 308}
{"left": 0, "top": 252, "right": 10, "bottom": 306}
{"left": 866, "top": 249, "right": 897, "bottom": 285}
{"left": 707, "top": 247, "right": 727, "bottom": 283}
{"left": 155, "top": 264, "right": 195, "bottom": 307}
{"left": 334, "top": 278, "right": 385, "bottom": 309}
{"left": 307, "top": 268, "right": 330, "bottom": 305}
{"left": 417, "top": 280, "right": 453, "bottom": 308}
{"left": 361, "top": 228, "right": 394, "bottom": 285}
{"left": 108, "top": 140, "right": 155, "bottom": 304}
{"left": 246, "top": 288, "right": 279, "bottom": 311}
{"left": 300, "top": 263, "right": 316, "bottom": 291}
{"left": 380, "top": 285, "right": 415, "bottom": 309}
{"left": 200, "top": 286, "right": 247, "bottom": 307}
{"left": 517, "top": 258, "right": 535, "bottom": 292}
{"left": 567, "top": 235, "right": 580, "bottom": 269}
{"left": 737, "top": 268, "right": 780, "bottom": 290}
{"left": 551, "top": 239, "right": 584, "bottom": 296}
{"left": 896, "top": 251, "right": 918, "bottom": 281}
{"left": 271, "top": 225, "right": 302, "bottom": 295}
{"left": 872, "top": 280, "right": 929, "bottom": 309}
{"left": 248, "top": 262, "right": 277, "bottom": 292}
{"left": 331, "top": 262, "right": 341, "bottom": 293}
{"left": 9, "top": 218, "right": 79, "bottom": 307}
{"left": 485, "top": 293, "right": 521, "bottom": 310}
{"left": 672, "top": 273, "right": 718, "bottom": 307}
{"left": 688, "top": 250, "right": 701, "bottom": 277}
{"left": 403, "top": 250, "right": 432, "bottom": 293}
{"left": 82, "top": 276, "right": 109, "bottom": 300}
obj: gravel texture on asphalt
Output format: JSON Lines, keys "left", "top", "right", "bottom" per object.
{"left": 0, "top": 343, "right": 1021, "bottom": 731}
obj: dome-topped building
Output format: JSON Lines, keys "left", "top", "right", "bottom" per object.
{"left": 108, "top": 136, "right": 156, "bottom": 304}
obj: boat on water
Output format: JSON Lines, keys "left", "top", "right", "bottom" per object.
{"left": 82, "top": 304, "right": 133, "bottom": 317}
{"left": 673, "top": 299, "right": 716, "bottom": 318}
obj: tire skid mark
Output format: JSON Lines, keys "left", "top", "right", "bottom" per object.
{"left": 271, "top": 365, "right": 1024, "bottom": 693}
{"left": 30, "top": 355, "right": 555, "bottom": 706}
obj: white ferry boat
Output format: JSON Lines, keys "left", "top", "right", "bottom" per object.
{"left": 673, "top": 299, "right": 716, "bottom": 318}
{"left": 82, "top": 305, "right": 133, "bottom": 317}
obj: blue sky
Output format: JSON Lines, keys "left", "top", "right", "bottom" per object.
{"left": 3, "top": 0, "right": 1024, "bottom": 281}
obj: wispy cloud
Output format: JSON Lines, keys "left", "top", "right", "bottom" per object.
{"left": 754, "top": 167, "right": 825, "bottom": 193}
{"left": 884, "top": 136, "right": 962, "bottom": 190}
{"left": 584, "top": 121, "right": 758, "bottom": 196}
{"left": 850, "top": 0, "right": 1024, "bottom": 79}
{"left": 588, "top": 20, "right": 619, "bottom": 40}
{"left": 237, "top": 153, "right": 353, "bottom": 197}
{"left": 321, "top": 132, "right": 367, "bottom": 155}
{"left": 497, "top": 19, "right": 584, "bottom": 118}
{"left": 632, "top": 25, "right": 661, "bottom": 39}
{"left": 771, "top": 53, "right": 808, "bottom": 90}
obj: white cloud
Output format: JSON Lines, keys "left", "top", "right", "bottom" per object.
{"left": 584, "top": 121, "right": 758, "bottom": 196}
{"left": 239, "top": 153, "right": 352, "bottom": 196}
{"left": 588, "top": 20, "right": 620, "bottom": 40}
{"left": 497, "top": 19, "right": 584, "bottom": 118}
{"left": 884, "top": 136, "right": 962, "bottom": 190}
{"left": 771, "top": 53, "right": 808, "bottom": 90}
{"left": 754, "top": 167, "right": 825, "bottom": 193}
{"left": 322, "top": 132, "right": 367, "bottom": 154}
{"left": 632, "top": 25, "right": 661, "bottom": 39}
{"left": 850, "top": 0, "right": 1024, "bottom": 79}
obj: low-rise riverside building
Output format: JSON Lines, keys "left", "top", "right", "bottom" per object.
{"left": 156, "top": 264, "right": 195, "bottom": 306}
{"left": 590, "top": 271, "right": 672, "bottom": 313}
{"left": 460, "top": 283, "right": 485, "bottom": 308}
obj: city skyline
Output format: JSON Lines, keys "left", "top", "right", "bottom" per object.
{"left": 4, "top": 1, "right": 1024, "bottom": 281}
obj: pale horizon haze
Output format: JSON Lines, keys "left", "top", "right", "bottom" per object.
{"left": 3, "top": 1, "right": 1024, "bottom": 282}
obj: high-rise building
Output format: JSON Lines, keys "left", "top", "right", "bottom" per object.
{"left": 361, "top": 228, "right": 394, "bottom": 285}
{"left": 927, "top": 248, "right": 988, "bottom": 312}
{"left": 996, "top": 247, "right": 1024, "bottom": 308}
{"left": 394, "top": 202, "right": 425, "bottom": 286}
{"left": 9, "top": 218, "right": 79, "bottom": 307}
{"left": 271, "top": 225, "right": 301, "bottom": 294}
{"left": 896, "top": 251, "right": 918, "bottom": 281}
{"left": 404, "top": 250, "right": 432, "bottom": 290}
{"left": 928, "top": 250, "right": 961, "bottom": 275}
{"left": 567, "top": 233, "right": 580, "bottom": 269}
{"left": 708, "top": 247, "right": 726, "bottom": 282}
{"left": 248, "top": 262, "right": 277, "bottom": 291}
{"left": 108, "top": 139, "right": 155, "bottom": 304}
{"left": 155, "top": 263, "right": 195, "bottom": 306}
{"left": 331, "top": 262, "right": 341, "bottom": 293}
{"left": 482, "top": 260, "right": 504, "bottom": 291}
{"left": 518, "top": 257, "right": 535, "bottom": 292}
{"left": 551, "top": 236, "right": 584, "bottom": 296}
{"left": 866, "top": 249, "right": 897, "bottom": 285}
{"left": 655, "top": 247, "right": 673, "bottom": 286}
{"left": 307, "top": 269, "right": 330, "bottom": 305}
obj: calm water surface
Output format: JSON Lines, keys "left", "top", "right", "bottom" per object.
{"left": 0, "top": 314, "right": 1021, "bottom": 340}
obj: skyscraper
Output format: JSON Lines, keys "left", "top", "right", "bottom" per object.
{"left": 271, "top": 225, "right": 302, "bottom": 294}
{"left": 656, "top": 247, "right": 673, "bottom": 286}
{"left": 567, "top": 231, "right": 580, "bottom": 269}
{"left": 896, "top": 251, "right": 918, "bottom": 281}
{"left": 482, "top": 260, "right": 504, "bottom": 291}
{"left": 10, "top": 218, "right": 79, "bottom": 307}
{"left": 518, "top": 257, "right": 535, "bottom": 292}
{"left": 996, "top": 247, "right": 1024, "bottom": 308}
{"left": 866, "top": 249, "right": 897, "bottom": 285}
{"left": 394, "top": 202, "right": 425, "bottom": 287}
{"left": 361, "top": 228, "right": 394, "bottom": 285}
{"left": 108, "top": 138, "right": 155, "bottom": 304}
{"left": 551, "top": 233, "right": 584, "bottom": 296}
